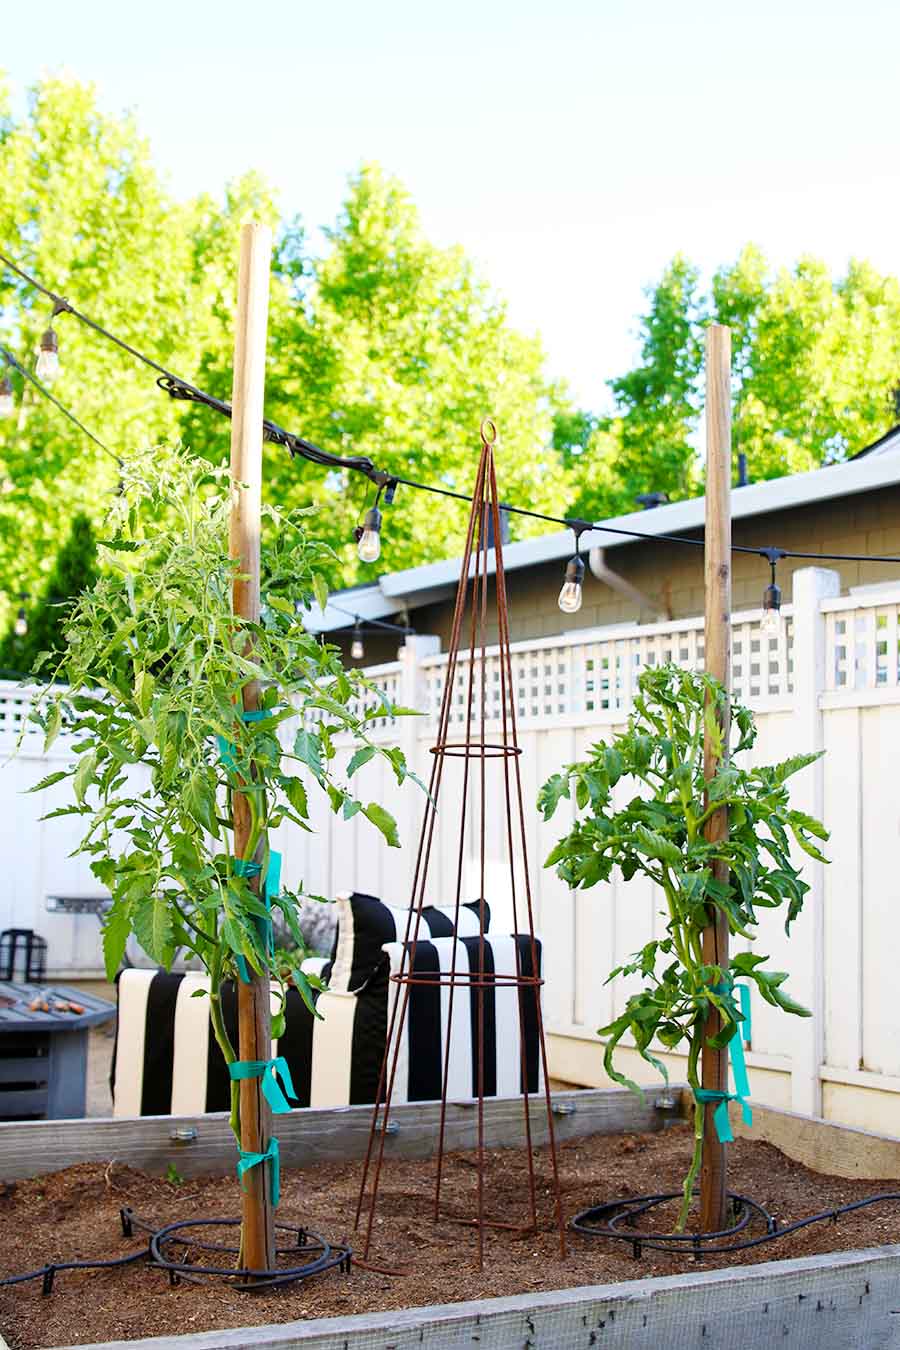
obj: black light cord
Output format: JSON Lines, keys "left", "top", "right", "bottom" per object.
{"left": 4, "top": 248, "right": 900, "bottom": 569}
{"left": 324, "top": 601, "right": 415, "bottom": 635}
{"left": 0, "top": 344, "right": 118, "bottom": 464}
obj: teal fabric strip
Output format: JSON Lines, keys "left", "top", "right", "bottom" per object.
{"left": 236, "top": 1136, "right": 280, "bottom": 1207}
{"left": 233, "top": 851, "right": 280, "bottom": 984}
{"left": 229, "top": 1056, "right": 298, "bottom": 1114}
{"left": 694, "top": 981, "right": 753, "bottom": 1143}
{"left": 217, "top": 709, "right": 282, "bottom": 983}
{"left": 216, "top": 709, "right": 271, "bottom": 772}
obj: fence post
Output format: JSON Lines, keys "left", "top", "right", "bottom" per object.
{"left": 788, "top": 565, "right": 840, "bottom": 1116}
{"left": 397, "top": 635, "right": 440, "bottom": 890}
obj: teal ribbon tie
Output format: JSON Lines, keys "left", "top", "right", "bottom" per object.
{"left": 216, "top": 708, "right": 270, "bottom": 773}
{"left": 236, "top": 1135, "right": 280, "bottom": 1207}
{"left": 695, "top": 982, "right": 753, "bottom": 1144}
{"left": 232, "top": 850, "right": 281, "bottom": 983}
{"left": 229, "top": 1055, "right": 298, "bottom": 1114}
{"left": 217, "top": 709, "right": 282, "bottom": 983}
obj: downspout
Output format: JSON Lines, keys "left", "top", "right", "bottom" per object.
{"left": 587, "top": 546, "right": 671, "bottom": 620}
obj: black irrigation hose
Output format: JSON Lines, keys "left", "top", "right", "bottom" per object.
{"left": 571, "top": 1189, "right": 900, "bottom": 1258}
{"left": 0, "top": 1207, "right": 352, "bottom": 1296}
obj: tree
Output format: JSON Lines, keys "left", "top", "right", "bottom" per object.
{"left": 571, "top": 246, "right": 900, "bottom": 524}
{"left": 0, "top": 512, "right": 98, "bottom": 674}
{"left": 263, "top": 164, "right": 572, "bottom": 580}
{"left": 0, "top": 80, "right": 575, "bottom": 612}
{"left": 715, "top": 247, "right": 900, "bottom": 476}
{"left": 0, "top": 76, "right": 286, "bottom": 631}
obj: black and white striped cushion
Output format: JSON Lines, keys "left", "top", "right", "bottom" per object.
{"left": 112, "top": 970, "right": 315, "bottom": 1117}
{"left": 112, "top": 920, "right": 535, "bottom": 1117}
{"left": 328, "top": 892, "right": 491, "bottom": 993}
{"left": 380, "top": 934, "right": 543, "bottom": 1104}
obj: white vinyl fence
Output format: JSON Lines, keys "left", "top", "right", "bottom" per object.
{"left": 3, "top": 565, "right": 900, "bottom": 1135}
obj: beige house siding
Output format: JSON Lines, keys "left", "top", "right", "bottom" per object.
{"left": 333, "top": 484, "right": 900, "bottom": 662}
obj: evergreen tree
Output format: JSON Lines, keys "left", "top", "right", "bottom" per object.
{"left": 0, "top": 512, "right": 98, "bottom": 675}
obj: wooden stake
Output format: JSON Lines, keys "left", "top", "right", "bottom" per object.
{"left": 228, "top": 221, "right": 274, "bottom": 1271}
{"left": 700, "top": 323, "right": 732, "bottom": 1234}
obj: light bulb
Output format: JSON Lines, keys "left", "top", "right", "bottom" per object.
{"left": 356, "top": 505, "right": 382, "bottom": 564}
{"left": 14, "top": 608, "right": 27, "bottom": 637}
{"left": 558, "top": 555, "right": 585, "bottom": 615}
{"left": 36, "top": 328, "right": 59, "bottom": 382}
{"left": 761, "top": 606, "right": 782, "bottom": 638}
{"left": 351, "top": 626, "right": 365, "bottom": 660}
{"left": 761, "top": 579, "right": 782, "bottom": 638}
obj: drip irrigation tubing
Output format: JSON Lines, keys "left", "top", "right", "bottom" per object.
{"left": 0, "top": 1206, "right": 352, "bottom": 1296}
{"left": 570, "top": 1188, "right": 900, "bottom": 1259}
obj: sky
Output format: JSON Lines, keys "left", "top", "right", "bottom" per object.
{"left": 5, "top": 0, "right": 900, "bottom": 408}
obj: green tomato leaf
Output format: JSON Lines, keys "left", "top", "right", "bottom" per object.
{"left": 347, "top": 745, "right": 377, "bottom": 778}
{"left": 312, "top": 573, "right": 329, "bottom": 614}
{"left": 102, "top": 904, "right": 132, "bottom": 980}
{"left": 363, "top": 801, "right": 400, "bottom": 848}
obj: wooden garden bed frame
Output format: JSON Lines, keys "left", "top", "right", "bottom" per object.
{"left": 3, "top": 1087, "right": 900, "bottom": 1349}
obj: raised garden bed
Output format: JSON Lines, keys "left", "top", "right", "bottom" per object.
{"left": 2, "top": 1089, "right": 900, "bottom": 1349}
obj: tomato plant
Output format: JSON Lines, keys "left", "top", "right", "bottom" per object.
{"left": 539, "top": 664, "right": 827, "bottom": 1229}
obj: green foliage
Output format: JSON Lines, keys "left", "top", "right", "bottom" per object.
{"left": 0, "top": 80, "right": 572, "bottom": 619}
{"left": 540, "top": 664, "right": 827, "bottom": 1228}
{"left": 0, "top": 513, "right": 98, "bottom": 675}
{"left": 25, "top": 446, "right": 412, "bottom": 1145}
{"left": 572, "top": 245, "right": 900, "bottom": 523}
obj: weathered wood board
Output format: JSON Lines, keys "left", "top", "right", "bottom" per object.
{"left": 0, "top": 1087, "right": 679, "bottom": 1181}
{"left": 48, "top": 1243, "right": 900, "bottom": 1350}
{"left": 731, "top": 1099, "right": 900, "bottom": 1181}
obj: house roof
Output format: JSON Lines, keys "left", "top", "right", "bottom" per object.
{"left": 306, "top": 425, "right": 900, "bottom": 634}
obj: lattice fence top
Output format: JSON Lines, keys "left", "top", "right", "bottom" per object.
{"left": 18, "top": 582, "right": 900, "bottom": 745}
{"left": 823, "top": 591, "right": 900, "bottom": 692}
{"left": 419, "top": 608, "right": 795, "bottom": 727}
{"left": 0, "top": 682, "right": 43, "bottom": 742}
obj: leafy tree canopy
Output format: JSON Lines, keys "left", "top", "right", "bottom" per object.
{"left": 3, "top": 75, "right": 900, "bottom": 625}
{"left": 567, "top": 245, "right": 900, "bottom": 522}
{"left": 0, "top": 77, "right": 570, "bottom": 627}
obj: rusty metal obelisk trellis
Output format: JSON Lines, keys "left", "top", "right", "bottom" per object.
{"left": 355, "top": 420, "right": 567, "bottom": 1267}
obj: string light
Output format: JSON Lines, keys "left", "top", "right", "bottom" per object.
{"left": 4, "top": 246, "right": 900, "bottom": 635}
{"left": 558, "top": 527, "right": 587, "bottom": 614}
{"left": 761, "top": 548, "right": 785, "bottom": 638}
{"left": 36, "top": 327, "right": 60, "bottom": 383}
{"left": 351, "top": 622, "right": 365, "bottom": 661}
{"left": 13, "top": 592, "right": 29, "bottom": 637}
{"left": 0, "top": 372, "right": 13, "bottom": 418}
{"left": 356, "top": 503, "right": 382, "bottom": 564}
{"left": 323, "top": 602, "right": 415, "bottom": 661}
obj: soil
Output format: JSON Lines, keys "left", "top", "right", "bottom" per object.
{"left": 3, "top": 1125, "right": 900, "bottom": 1349}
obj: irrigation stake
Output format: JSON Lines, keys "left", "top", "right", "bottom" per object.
{"left": 228, "top": 221, "right": 275, "bottom": 1270}
{"left": 700, "top": 323, "right": 732, "bottom": 1233}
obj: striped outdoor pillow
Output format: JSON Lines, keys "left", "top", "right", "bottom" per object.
{"left": 112, "top": 970, "right": 315, "bottom": 1117}
{"left": 112, "top": 966, "right": 393, "bottom": 1115}
{"left": 327, "top": 892, "right": 491, "bottom": 993}
{"left": 111, "top": 926, "right": 535, "bottom": 1117}
{"left": 379, "top": 933, "right": 543, "bottom": 1105}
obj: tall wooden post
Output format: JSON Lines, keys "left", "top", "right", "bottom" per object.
{"left": 229, "top": 221, "right": 274, "bottom": 1270}
{"left": 700, "top": 324, "right": 732, "bottom": 1233}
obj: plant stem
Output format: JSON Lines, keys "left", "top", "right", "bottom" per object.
{"left": 675, "top": 1027, "right": 704, "bottom": 1233}
{"left": 207, "top": 945, "right": 241, "bottom": 1146}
